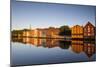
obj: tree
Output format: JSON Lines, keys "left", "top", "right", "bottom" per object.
{"left": 59, "top": 25, "right": 71, "bottom": 36}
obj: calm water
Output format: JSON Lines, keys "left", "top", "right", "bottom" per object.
{"left": 11, "top": 37, "right": 96, "bottom": 66}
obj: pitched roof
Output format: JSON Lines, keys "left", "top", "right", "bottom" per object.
{"left": 84, "top": 21, "right": 95, "bottom": 27}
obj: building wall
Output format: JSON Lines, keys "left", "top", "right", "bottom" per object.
{"left": 12, "top": 30, "right": 23, "bottom": 37}
{"left": 46, "top": 27, "right": 60, "bottom": 38}
{"left": 71, "top": 25, "right": 83, "bottom": 38}
{"left": 22, "top": 29, "right": 35, "bottom": 37}
{"left": 23, "top": 30, "right": 29, "bottom": 37}
{"left": 84, "top": 22, "right": 95, "bottom": 38}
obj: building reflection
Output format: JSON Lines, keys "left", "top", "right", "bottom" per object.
{"left": 71, "top": 40, "right": 95, "bottom": 59}
{"left": 83, "top": 41, "right": 96, "bottom": 58}
{"left": 12, "top": 37, "right": 23, "bottom": 43}
{"left": 45, "top": 39, "right": 59, "bottom": 48}
{"left": 71, "top": 40, "right": 83, "bottom": 54}
{"left": 12, "top": 37, "right": 95, "bottom": 59}
{"left": 22, "top": 38, "right": 43, "bottom": 46}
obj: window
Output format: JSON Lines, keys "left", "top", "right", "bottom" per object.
{"left": 88, "top": 26, "right": 90, "bottom": 32}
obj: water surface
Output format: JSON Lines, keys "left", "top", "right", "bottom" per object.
{"left": 11, "top": 38, "right": 96, "bottom": 66}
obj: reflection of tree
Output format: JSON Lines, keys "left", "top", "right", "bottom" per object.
{"left": 59, "top": 40, "right": 71, "bottom": 49}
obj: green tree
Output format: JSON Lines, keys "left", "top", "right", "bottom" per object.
{"left": 59, "top": 25, "right": 71, "bottom": 36}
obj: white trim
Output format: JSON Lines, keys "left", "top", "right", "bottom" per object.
{"left": 17, "top": 0, "right": 96, "bottom": 6}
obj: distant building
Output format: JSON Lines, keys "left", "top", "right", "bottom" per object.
{"left": 84, "top": 22, "right": 95, "bottom": 39}
{"left": 46, "top": 27, "right": 60, "bottom": 38}
{"left": 12, "top": 29, "right": 34, "bottom": 38}
{"left": 41, "top": 29, "right": 47, "bottom": 37}
{"left": 71, "top": 25, "right": 83, "bottom": 39}
{"left": 12, "top": 30, "right": 23, "bottom": 37}
{"left": 33, "top": 29, "right": 39, "bottom": 37}
{"left": 23, "top": 29, "right": 31, "bottom": 37}
{"left": 36, "top": 28, "right": 47, "bottom": 38}
{"left": 36, "top": 27, "right": 60, "bottom": 38}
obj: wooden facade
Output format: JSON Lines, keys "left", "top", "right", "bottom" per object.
{"left": 71, "top": 25, "right": 83, "bottom": 39}
{"left": 84, "top": 22, "right": 95, "bottom": 39}
{"left": 46, "top": 27, "right": 60, "bottom": 38}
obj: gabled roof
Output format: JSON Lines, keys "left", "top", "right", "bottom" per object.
{"left": 71, "top": 25, "right": 83, "bottom": 29}
{"left": 84, "top": 21, "right": 95, "bottom": 28}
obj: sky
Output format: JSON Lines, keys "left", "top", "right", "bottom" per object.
{"left": 11, "top": 0, "right": 96, "bottom": 30}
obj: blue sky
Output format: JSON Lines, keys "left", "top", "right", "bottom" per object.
{"left": 11, "top": 0, "right": 96, "bottom": 30}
